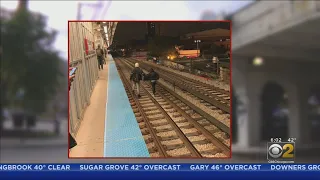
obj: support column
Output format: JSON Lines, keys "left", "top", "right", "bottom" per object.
{"left": 246, "top": 73, "right": 263, "bottom": 146}
{"left": 298, "top": 84, "right": 310, "bottom": 145}
{"left": 232, "top": 57, "right": 250, "bottom": 148}
{"left": 235, "top": 86, "right": 250, "bottom": 147}
{"left": 247, "top": 82, "right": 262, "bottom": 146}
{"left": 287, "top": 81, "right": 301, "bottom": 142}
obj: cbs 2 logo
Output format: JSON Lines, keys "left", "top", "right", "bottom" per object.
{"left": 268, "top": 143, "right": 294, "bottom": 159}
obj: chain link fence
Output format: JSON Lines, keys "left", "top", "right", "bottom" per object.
{"left": 68, "top": 22, "right": 99, "bottom": 135}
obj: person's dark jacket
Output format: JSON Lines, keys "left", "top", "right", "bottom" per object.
{"left": 96, "top": 48, "right": 104, "bottom": 59}
{"left": 130, "top": 67, "right": 144, "bottom": 82}
{"left": 147, "top": 71, "right": 159, "bottom": 81}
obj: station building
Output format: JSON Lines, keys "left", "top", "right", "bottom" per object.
{"left": 231, "top": 0, "right": 320, "bottom": 152}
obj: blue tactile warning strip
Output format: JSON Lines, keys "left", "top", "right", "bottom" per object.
{"left": 104, "top": 55, "right": 150, "bottom": 157}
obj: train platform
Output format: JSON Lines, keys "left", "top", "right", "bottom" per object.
{"left": 70, "top": 55, "right": 149, "bottom": 158}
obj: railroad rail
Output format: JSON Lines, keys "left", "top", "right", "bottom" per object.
{"left": 131, "top": 58, "right": 230, "bottom": 95}
{"left": 127, "top": 58, "right": 230, "bottom": 114}
{"left": 116, "top": 60, "right": 201, "bottom": 157}
{"left": 122, "top": 58, "right": 230, "bottom": 133}
{"left": 115, "top": 58, "right": 230, "bottom": 158}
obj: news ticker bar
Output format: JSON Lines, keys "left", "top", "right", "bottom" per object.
{"left": 0, "top": 164, "right": 320, "bottom": 172}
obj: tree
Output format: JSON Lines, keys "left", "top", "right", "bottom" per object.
{"left": 200, "top": 11, "right": 217, "bottom": 20}
{"left": 210, "top": 43, "right": 227, "bottom": 55}
{"left": 1, "top": 0, "right": 62, "bottom": 129}
{"left": 166, "top": 46, "right": 179, "bottom": 57}
{"left": 147, "top": 36, "right": 178, "bottom": 57}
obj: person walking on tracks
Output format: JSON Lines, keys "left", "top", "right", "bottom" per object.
{"left": 146, "top": 68, "right": 159, "bottom": 96}
{"left": 96, "top": 45, "right": 104, "bottom": 70}
{"left": 130, "top": 63, "right": 144, "bottom": 98}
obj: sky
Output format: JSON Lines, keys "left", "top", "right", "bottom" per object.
{"left": 1, "top": 0, "right": 253, "bottom": 60}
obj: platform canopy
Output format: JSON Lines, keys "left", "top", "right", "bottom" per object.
{"left": 99, "top": 22, "right": 118, "bottom": 47}
{"left": 182, "top": 28, "right": 230, "bottom": 42}
{"left": 231, "top": 0, "right": 320, "bottom": 62}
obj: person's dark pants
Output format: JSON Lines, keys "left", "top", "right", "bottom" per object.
{"left": 151, "top": 81, "right": 156, "bottom": 94}
{"left": 132, "top": 81, "right": 140, "bottom": 97}
{"left": 98, "top": 57, "right": 103, "bottom": 70}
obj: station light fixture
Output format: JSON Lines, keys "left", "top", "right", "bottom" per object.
{"left": 252, "top": 56, "right": 264, "bottom": 66}
{"left": 194, "top": 40, "right": 201, "bottom": 57}
{"left": 104, "top": 26, "right": 108, "bottom": 34}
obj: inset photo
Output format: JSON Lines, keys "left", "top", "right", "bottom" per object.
{"left": 68, "top": 21, "right": 231, "bottom": 158}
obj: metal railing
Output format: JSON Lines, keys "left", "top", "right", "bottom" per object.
{"left": 69, "top": 22, "right": 99, "bottom": 135}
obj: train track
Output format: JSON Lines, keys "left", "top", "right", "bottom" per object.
{"left": 126, "top": 58, "right": 230, "bottom": 114}
{"left": 115, "top": 58, "right": 230, "bottom": 158}
{"left": 128, "top": 57, "right": 230, "bottom": 95}
{"left": 122, "top": 58, "right": 230, "bottom": 133}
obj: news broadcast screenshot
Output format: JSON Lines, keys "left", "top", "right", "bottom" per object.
{"left": 1, "top": 1, "right": 320, "bottom": 180}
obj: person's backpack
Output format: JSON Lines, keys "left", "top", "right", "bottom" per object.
{"left": 132, "top": 68, "right": 142, "bottom": 82}
{"left": 134, "top": 72, "right": 140, "bottom": 82}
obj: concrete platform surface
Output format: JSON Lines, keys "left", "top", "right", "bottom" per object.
{"left": 69, "top": 62, "right": 108, "bottom": 158}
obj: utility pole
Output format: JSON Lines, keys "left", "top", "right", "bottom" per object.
{"left": 195, "top": 40, "right": 201, "bottom": 57}
{"left": 18, "top": 0, "right": 28, "bottom": 10}
{"left": 157, "top": 23, "right": 161, "bottom": 36}
{"left": 193, "top": 40, "right": 201, "bottom": 74}
{"left": 77, "top": 2, "right": 103, "bottom": 20}
{"left": 76, "top": 3, "right": 81, "bottom": 20}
